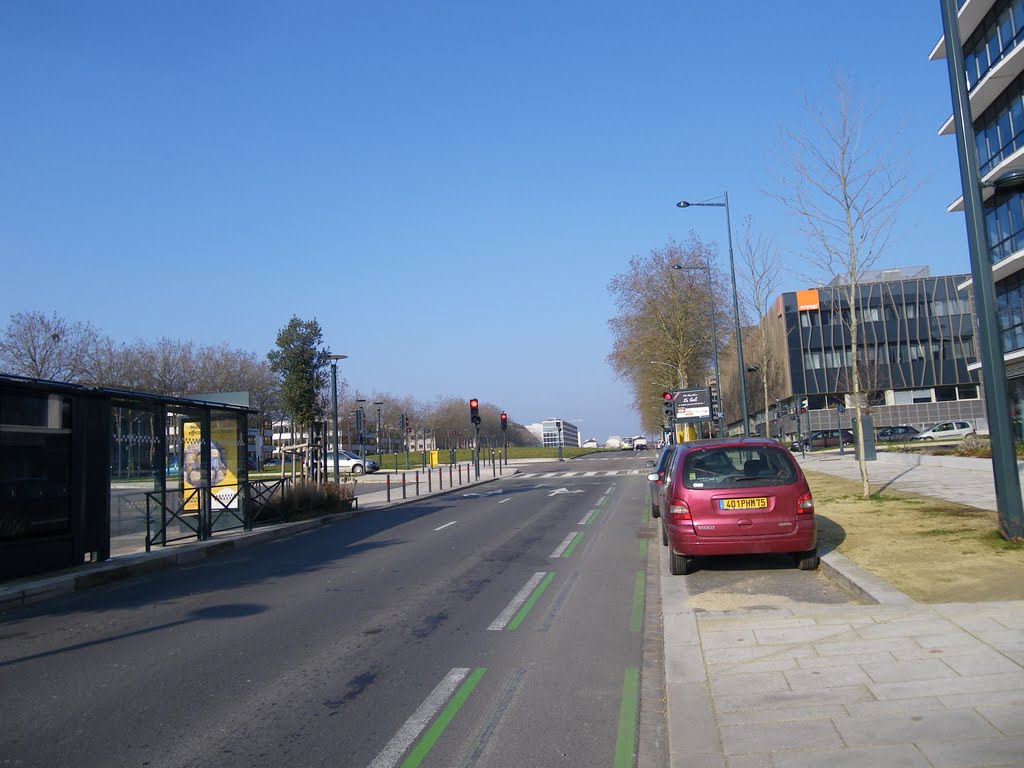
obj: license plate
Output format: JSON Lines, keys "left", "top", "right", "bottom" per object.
{"left": 719, "top": 497, "right": 768, "bottom": 510}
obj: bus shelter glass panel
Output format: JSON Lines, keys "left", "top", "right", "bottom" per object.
{"left": 210, "top": 410, "right": 245, "bottom": 534}
{"left": 154, "top": 408, "right": 208, "bottom": 547}
{"left": 0, "top": 391, "right": 71, "bottom": 543}
{"left": 109, "top": 402, "right": 160, "bottom": 556}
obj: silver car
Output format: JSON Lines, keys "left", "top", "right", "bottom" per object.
{"left": 324, "top": 450, "right": 379, "bottom": 474}
{"left": 911, "top": 421, "right": 975, "bottom": 441}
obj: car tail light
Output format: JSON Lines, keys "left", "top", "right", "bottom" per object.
{"left": 669, "top": 500, "right": 691, "bottom": 523}
{"left": 797, "top": 491, "right": 814, "bottom": 515}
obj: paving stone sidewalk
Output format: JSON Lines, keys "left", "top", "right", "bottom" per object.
{"left": 661, "top": 451, "right": 1024, "bottom": 768}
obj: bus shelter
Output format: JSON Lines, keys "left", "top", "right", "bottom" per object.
{"left": 0, "top": 373, "right": 258, "bottom": 582}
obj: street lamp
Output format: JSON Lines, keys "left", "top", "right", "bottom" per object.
{"left": 374, "top": 401, "right": 384, "bottom": 457}
{"left": 677, "top": 193, "right": 750, "bottom": 436}
{"left": 355, "top": 399, "right": 367, "bottom": 459}
{"left": 673, "top": 261, "right": 723, "bottom": 436}
{"left": 326, "top": 354, "right": 348, "bottom": 484}
{"left": 940, "top": 0, "right": 1024, "bottom": 539}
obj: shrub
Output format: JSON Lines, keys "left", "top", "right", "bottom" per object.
{"left": 262, "top": 479, "right": 357, "bottom": 522}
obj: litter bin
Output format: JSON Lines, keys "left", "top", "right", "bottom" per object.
{"left": 429, "top": 450, "right": 439, "bottom": 467}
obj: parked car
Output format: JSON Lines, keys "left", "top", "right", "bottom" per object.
{"left": 789, "top": 429, "right": 854, "bottom": 451}
{"left": 323, "top": 450, "right": 379, "bottom": 474}
{"left": 911, "top": 421, "right": 975, "bottom": 441}
{"left": 875, "top": 425, "right": 920, "bottom": 442}
{"left": 650, "top": 438, "right": 818, "bottom": 575}
{"left": 645, "top": 444, "right": 679, "bottom": 518}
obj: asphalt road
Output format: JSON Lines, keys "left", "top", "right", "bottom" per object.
{"left": 1, "top": 454, "right": 655, "bottom": 768}
{"left": 1, "top": 451, "right": 859, "bottom": 767}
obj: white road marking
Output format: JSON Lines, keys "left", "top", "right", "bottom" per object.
{"left": 548, "top": 488, "right": 585, "bottom": 497}
{"left": 434, "top": 521, "right": 458, "bottom": 531}
{"left": 488, "top": 572, "right": 548, "bottom": 630}
{"left": 539, "top": 472, "right": 559, "bottom": 478}
{"left": 366, "top": 667, "right": 470, "bottom": 768}
{"left": 561, "top": 471, "right": 579, "bottom": 477}
{"left": 498, "top": 498, "right": 511, "bottom": 504}
{"left": 549, "top": 532, "right": 579, "bottom": 558}
{"left": 578, "top": 510, "right": 597, "bottom": 525}
{"left": 583, "top": 471, "right": 598, "bottom": 476}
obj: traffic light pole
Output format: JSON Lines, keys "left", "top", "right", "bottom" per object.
{"left": 474, "top": 425, "right": 480, "bottom": 479}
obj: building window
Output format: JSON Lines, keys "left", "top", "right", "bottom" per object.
{"left": 958, "top": 384, "right": 980, "bottom": 400}
{"left": 997, "top": 272, "right": 1024, "bottom": 353}
{"left": 803, "top": 351, "right": 823, "bottom": 370}
{"left": 964, "top": 0, "right": 1024, "bottom": 90}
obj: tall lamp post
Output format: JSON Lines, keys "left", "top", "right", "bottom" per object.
{"left": 940, "top": 0, "right": 1024, "bottom": 539}
{"left": 374, "top": 401, "right": 384, "bottom": 457}
{"left": 326, "top": 354, "right": 348, "bottom": 484}
{"left": 673, "top": 261, "right": 723, "bottom": 436}
{"left": 677, "top": 193, "right": 750, "bottom": 437}
{"left": 355, "top": 398, "right": 366, "bottom": 459}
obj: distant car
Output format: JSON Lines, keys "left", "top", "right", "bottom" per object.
{"left": 246, "top": 457, "right": 258, "bottom": 470}
{"left": 790, "top": 429, "right": 854, "bottom": 451}
{"left": 645, "top": 444, "right": 678, "bottom": 518}
{"left": 911, "top": 421, "right": 975, "bottom": 441}
{"left": 875, "top": 425, "right": 920, "bottom": 443}
{"left": 324, "top": 450, "right": 379, "bottom": 475}
{"left": 650, "top": 437, "right": 818, "bottom": 575}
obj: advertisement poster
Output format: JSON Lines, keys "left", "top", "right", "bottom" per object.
{"left": 182, "top": 420, "right": 238, "bottom": 511}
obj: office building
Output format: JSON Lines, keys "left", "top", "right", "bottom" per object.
{"left": 931, "top": 0, "right": 1024, "bottom": 438}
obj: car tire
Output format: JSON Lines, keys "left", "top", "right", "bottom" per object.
{"left": 651, "top": 501, "right": 660, "bottom": 519}
{"left": 922, "top": 437, "right": 933, "bottom": 441}
{"left": 352, "top": 464, "right": 365, "bottom": 475}
{"left": 669, "top": 549, "right": 695, "bottom": 575}
{"left": 795, "top": 549, "right": 820, "bottom": 570}
{"left": 661, "top": 521, "right": 668, "bottom": 547}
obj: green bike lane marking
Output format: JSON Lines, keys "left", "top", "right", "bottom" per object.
{"left": 507, "top": 572, "right": 555, "bottom": 630}
{"left": 561, "top": 531, "right": 585, "bottom": 557}
{"left": 400, "top": 667, "right": 487, "bottom": 768}
{"left": 614, "top": 667, "right": 640, "bottom": 768}
{"left": 630, "top": 570, "right": 645, "bottom": 632}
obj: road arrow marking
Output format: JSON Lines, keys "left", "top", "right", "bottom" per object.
{"left": 548, "top": 488, "right": 585, "bottom": 497}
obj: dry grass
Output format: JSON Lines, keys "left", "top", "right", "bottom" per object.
{"left": 805, "top": 470, "right": 1024, "bottom": 603}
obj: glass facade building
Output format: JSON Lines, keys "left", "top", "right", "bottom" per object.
{"left": 932, "top": 0, "right": 1024, "bottom": 439}
{"left": 761, "top": 269, "right": 986, "bottom": 440}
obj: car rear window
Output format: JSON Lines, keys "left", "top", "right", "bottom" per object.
{"left": 681, "top": 446, "right": 798, "bottom": 489}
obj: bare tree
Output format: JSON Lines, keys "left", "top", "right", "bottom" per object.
{"left": 772, "top": 75, "right": 910, "bottom": 497}
{"left": 737, "top": 216, "right": 784, "bottom": 431}
{"left": 607, "top": 236, "right": 728, "bottom": 433}
{"left": 0, "top": 311, "right": 101, "bottom": 382}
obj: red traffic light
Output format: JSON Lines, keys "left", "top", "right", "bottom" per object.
{"left": 469, "top": 398, "right": 479, "bottom": 408}
{"left": 500, "top": 412, "right": 508, "bottom": 430}
{"left": 662, "top": 392, "right": 673, "bottom": 401}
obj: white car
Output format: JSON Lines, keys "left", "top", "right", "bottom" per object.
{"left": 911, "top": 421, "right": 975, "bottom": 441}
{"left": 323, "top": 450, "right": 380, "bottom": 474}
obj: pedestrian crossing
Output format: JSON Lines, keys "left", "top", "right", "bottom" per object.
{"left": 511, "top": 469, "right": 644, "bottom": 479}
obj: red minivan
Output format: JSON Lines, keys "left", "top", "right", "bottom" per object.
{"left": 649, "top": 437, "right": 818, "bottom": 575}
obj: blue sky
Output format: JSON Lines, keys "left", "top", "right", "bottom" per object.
{"left": 0, "top": 2, "right": 973, "bottom": 441}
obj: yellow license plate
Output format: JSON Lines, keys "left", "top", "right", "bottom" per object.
{"left": 720, "top": 497, "right": 768, "bottom": 510}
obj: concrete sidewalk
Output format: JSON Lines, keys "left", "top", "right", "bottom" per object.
{"left": 660, "top": 450, "right": 1024, "bottom": 768}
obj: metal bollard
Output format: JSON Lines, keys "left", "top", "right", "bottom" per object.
{"left": 387, "top": 474, "right": 391, "bottom": 502}
{"left": 458, "top": 464, "right": 462, "bottom": 484}
{"left": 402, "top": 472, "right": 407, "bottom": 499}
{"left": 449, "top": 464, "right": 453, "bottom": 487}
{"left": 428, "top": 468, "right": 432, "bottom": 492}
{"left": 415, "top": 470, "right": 420, "bottom": 495}
{"left": 438, "top": 466, "right": 443, "bottom": 490}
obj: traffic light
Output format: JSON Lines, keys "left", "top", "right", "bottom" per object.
{"left": 469, "top": 398, "right": 481, "bottom": 425}
{"left": 800, "top": 398, "right": 808, "bottom": 414}
{"left": 662, "top": 392, "right": 675, "bottom": 420}
{"left": 399, "top": 413, "right": 406, "bottom": 432}
{"left": 500, "top": 412, "right": 508, "bottom": 431}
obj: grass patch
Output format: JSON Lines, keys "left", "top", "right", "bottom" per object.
{"left": 803, "top": 469, "right": 1024, "bottom": 602}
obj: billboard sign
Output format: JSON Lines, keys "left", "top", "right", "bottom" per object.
{"left": 672, "top": 387, "right": 712, "bottom": 419}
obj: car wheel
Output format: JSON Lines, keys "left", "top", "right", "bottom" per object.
{"left": 352, "top": 464, "right": 365, "bottom": 475}
{"left": 669, "top": 549, "right": 695, "bottom": 575}
{"left": 651, "top": 501, "right": 660, "bottom": 519}
{"left": 795, "top": 549, "right": 820, "bottom": 570}
{"left": 923, "top": 437, "right": 933, "bottom": 441}
{"left": 661, "top": 521, "right": 668, "bottom": 547}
